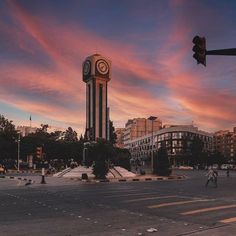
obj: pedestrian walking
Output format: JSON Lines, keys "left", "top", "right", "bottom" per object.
{"left": 226, "top": 167, "right": 230, "bottom": 177}
{"left": 213, "top": 169, "right": 218, "bottom": 187}
{"left": 205, "top": 167, "right": 217, "bottom": 187}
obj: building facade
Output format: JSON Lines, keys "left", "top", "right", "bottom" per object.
{"left": 115, "top": 128, "right": 125, "bottom": 148}
{"left": 17, "top": 126, "right": 37, "bottom": 137}
{"left": 214, "top": 128, "right": 236, "bottom": 161}
{"left": 82, "top": 54, "right": 111, "bottom": 141}
{"left": 123, "top": 117, "right": 162, "bottom": 145}
{"left": 125, "top": 125, "right": 213, "bottom": 165}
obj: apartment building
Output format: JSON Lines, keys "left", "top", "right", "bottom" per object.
{"left": 115, "top": 128, "right": 125, "bottom": 148}
{"left": 123, "top": 117, "right": 162, "bottom": 145}
{"left": 125, "top": 125, "right": 213, "bottom": 166}
{"left": 214, "top": 128, "right": 236, "bottom": 160}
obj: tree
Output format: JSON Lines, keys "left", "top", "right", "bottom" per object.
{"left": 36, "top": 124, "right": 49, "bottom": 133}
{"left": 0, "top": 114, "right": 18, "bottom": 141}
{"left": 92, "top": 160, "right": 109, "bottom": 179}
{"left": 50, "top": 130, "right": 63, "bottom": 141}
{"left": 112, "top": 148, "right": 131, "bottom": 171}
{"left": 109, "top": 120, "right": 117, "bottom": 145}
{"left": 64, "top": 127, "right": 78, "bottom": 142}
{"left": 0, "top": 114, "right": 18, "bottom": 161}
{"left": 79, "top": 134, "right": 84, "bottom": 142}
{"left": 189, "top": 136, "right": 204, "bottom": 166}
{"left": 153, "top": 143, "right": 171, "bottom": 176}
{"left": 88, "top": 139, "right": 113, "bottom": 179}
{"left": 208, "top": 151, "right": 226, "bottom": 166}
{"left": 179, "top": 137, "right": 191, "bottom": 165}
{"left": 0, "top": 116, "right": 85, "bottom": 169}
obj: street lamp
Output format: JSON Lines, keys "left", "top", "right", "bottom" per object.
{"left": 17, "top": 132, "right": 21, "bottom": 172}
{"left": 83, "top": 142, "right": 90, "bottom": 165}
{"left": 148, "top": 116, "right": 157, "bottom": 174}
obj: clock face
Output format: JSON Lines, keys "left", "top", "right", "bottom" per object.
{"left": 83, "top": 60, "right": 91, "bottom": 75}
{"left": 96, "top": 59, "right": 109, "bottom": 75}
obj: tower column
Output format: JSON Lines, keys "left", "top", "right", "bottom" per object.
{"left": 82, "top": 54, "right": 111, "bottom": 141}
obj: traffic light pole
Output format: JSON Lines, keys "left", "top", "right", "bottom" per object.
{"left": 192, "top": 35, "right": 236, "bottom": 66}
{"left": 206, "top": 48, "right": 236, "bottom": 56}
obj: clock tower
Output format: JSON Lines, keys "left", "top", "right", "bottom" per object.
{"left": 82, "top": 54, "right": 111, "bottom": 141}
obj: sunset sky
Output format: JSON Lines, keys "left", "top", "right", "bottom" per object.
{"left": 1, "top": 0, "right": 236, "bottom": 134}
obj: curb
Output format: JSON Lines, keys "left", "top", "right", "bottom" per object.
{"left": 1, "top": 175, "right": 34, "bottom": 185}
{"left": 118, "top": 179, "right": 127, "bottom": 182}
{"left": 132, "top": 178, "right": 140, "bottom": 181}
{"left": 80, "top": 175, "right": 186, "bottom": 183}
{"left": 145, "top": 178, "right": 152, "bottom": 181}
{"left": 7, "top": 170, "right": 41, "bottom": 174}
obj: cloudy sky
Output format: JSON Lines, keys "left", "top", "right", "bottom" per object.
{"left": 1, "top": 0, "right": 236, "bottom": 134}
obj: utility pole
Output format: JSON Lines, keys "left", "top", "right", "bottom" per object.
{"left": 17, "top": 132, "right": 20, "bottom": 172}
{"left": 148, "top": 116, "right": 157, "bottom": 174}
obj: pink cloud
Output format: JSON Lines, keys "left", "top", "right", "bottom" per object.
{"left": 151, "top": 11, "right": 236, "bottom": 132}
{"left": 3, "top": 1, "right": 170, "bottom": 131}
{"left": 0, "top": 92, "right": 85, "bottom": 128}
{"left": 3, "top": 0, "right": 235, "bottom": 134}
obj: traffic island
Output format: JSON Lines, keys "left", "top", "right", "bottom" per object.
{"left": 90, "top": 174, "right": 186, "bottom": 183}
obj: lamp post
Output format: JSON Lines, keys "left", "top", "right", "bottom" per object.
{"left": 148, "top": 116, "right": 157, "bottom": 174}
{"left": 83, "top": 142, "right": 90, "bottom": 165}
{"left": 17, "top": 132, "right": 20, "bottom": 172}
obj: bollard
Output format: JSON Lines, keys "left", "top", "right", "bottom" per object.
{"left": 41, "top": 168, "right": 46, "bottom": 184}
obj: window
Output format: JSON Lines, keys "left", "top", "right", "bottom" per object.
{"left": 172, "top": 140, "right": 178, "bottom": 147}
{"left": 164, "top": 133, "right": 171, "bottom": 139}
{"left": 172, "top": 132, "right": 178, "bottom": 139}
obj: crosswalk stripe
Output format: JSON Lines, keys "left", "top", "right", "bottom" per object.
{"left": 68, "top": 189, "right": 140, "bottom": 196}
{"left": 181, "top": 204, "right": 236, "bottom": 215}
{"left": 104, "top": 192, "right": 159, "bottom": 198}
{"left": 148, "top": 199, "right": 210, "bottom": 209}
{"left": 220, "top": 217, "right": 236, "bottom": 223}
{"left": 124, "top": 195, "right": 177, "bottom": 203}
{"left": 103, "top": 189, "right": 144, "bottom": 194}
{"left": 68, "top": 189, "right": 139, "bottom": 194}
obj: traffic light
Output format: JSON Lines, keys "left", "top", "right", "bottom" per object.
{"left": 36, "top": 147, "right": 43, "bottom": 159}
{"left": 192, "top": 35, "right": 206, "bottom": 66}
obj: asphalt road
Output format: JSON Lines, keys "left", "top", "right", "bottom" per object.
{"left": 1, "top": 170, "right": 236, "bottom": 236}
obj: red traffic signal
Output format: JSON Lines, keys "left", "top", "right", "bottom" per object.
{"left": 192, "top": 35, "right": 206, "bottom": 66}
{"left": 36, "top": 147, "right": 43, "bottom": 159}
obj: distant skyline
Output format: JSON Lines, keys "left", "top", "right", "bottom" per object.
{"left": 1, "top": 0, "right": 236, "bottom": 134}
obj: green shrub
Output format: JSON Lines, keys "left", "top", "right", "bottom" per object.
{"left": 112, "top": 148, "right": 131, "bottom": 171}
{"left": 92, "top": 160, "right": 109, "bottom": 179}
{"left": 153, "top": 146, "right": 172, "bottom": 176}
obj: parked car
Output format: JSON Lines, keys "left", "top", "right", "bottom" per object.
{"left": 212, "top": 164, "right": 219, "bottom": 170}
{"left": 0, "top": 165, "right": 6, "bottom": 174}
{"left": 178, "top": 166, "right": 193, "bottom": 170}
{"left": 221, "top": 164, "right": 234, "bottom": 170}
{"left": 221, "top": 164, "right": 229, "bottom": 170}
